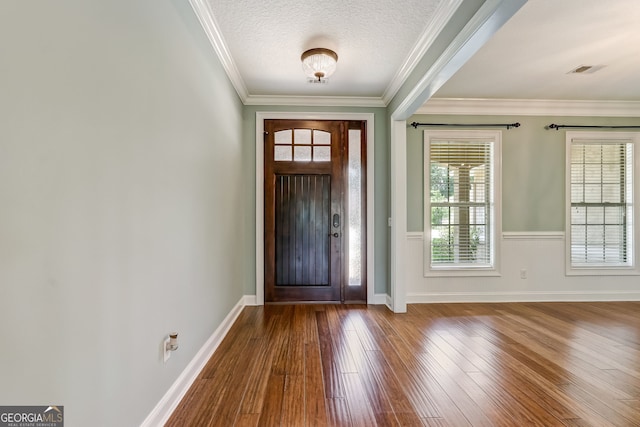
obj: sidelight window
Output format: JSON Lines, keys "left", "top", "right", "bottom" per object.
{"left": 348, "top": 129, "right": 363, "bottom": 287}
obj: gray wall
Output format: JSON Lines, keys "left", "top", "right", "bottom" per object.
{"left": 0, "top": 1, "right": 246, "bottom": 425}
{"left": 407, "top": 114, "right": 640, "bottom": 232}
{"left": 242, "top": 105, "right": 390, "bottom": 294}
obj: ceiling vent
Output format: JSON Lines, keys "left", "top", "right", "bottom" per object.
{"left": 568, "top": 65, "right": 605, "bottom": 74}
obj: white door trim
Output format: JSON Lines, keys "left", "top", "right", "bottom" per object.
{"left": 256, "top": 112, "right": 376, "bottom": 305}
{"left": 389, "top": 119, "right": 408, "bottom": 313}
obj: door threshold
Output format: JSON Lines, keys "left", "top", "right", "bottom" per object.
{"left": 265, "top": 300, "right": 368, "bottom": 305}
{"left": 265, "top": 301, "right": 341, "bottom": 305}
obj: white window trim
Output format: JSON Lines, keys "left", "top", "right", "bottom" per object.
{"left": 565, "top": 131, "right": 640, "bottom": 276}
{"left": 423, "top": 129, "right": 502, "bottom": 277}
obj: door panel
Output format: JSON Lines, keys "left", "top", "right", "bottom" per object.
{"left": 275, "top": 174, "right": 330, "bottom": 286}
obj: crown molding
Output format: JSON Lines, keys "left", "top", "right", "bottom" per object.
{"left": 189, "top": 0, "right": 248, "bottom": 103}
{"left": 381, "top": 0, "right": 463, "bottom": 105}
{"left": 417, "top": 98, "right": 640, "bottom": 117}
{"left": 244, "top": 95, "right": 386, "bottom": 108}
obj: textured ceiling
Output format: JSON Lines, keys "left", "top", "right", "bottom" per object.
{"left": 434, "top": 0, "right": 640, "bottom": 101}
{"left": 200, "top": 0, "right": 640, "bottom": 106}
{"left": 206, "top": 0, "right": 448, "bottom": 98}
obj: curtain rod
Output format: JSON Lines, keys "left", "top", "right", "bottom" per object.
{"left": 410, "top": 122, "right": 520, "bottom": 130}
{"left": 548, "top": 124, "right": 640, "bottom": 130}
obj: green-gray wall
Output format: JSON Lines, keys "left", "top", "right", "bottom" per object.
{"left": 242, "top": 105, "right": 390, "bottom": 295}
{"left": 407, "top": 114, "right": 640, "bottom": 232}
{"left": 0, "top": 1, "right": 246, "bottom": 425}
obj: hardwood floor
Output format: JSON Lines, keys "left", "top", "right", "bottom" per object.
{"left": 166, "top": 302, "right": 640, "bottom": 426}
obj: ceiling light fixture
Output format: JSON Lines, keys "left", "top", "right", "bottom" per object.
{"left": 301, "top": 48, "right": 338, "bottom": 82}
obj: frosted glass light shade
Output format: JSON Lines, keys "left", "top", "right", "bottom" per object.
{"left": 301, "top": 48, "right": 338, "bottom": 81}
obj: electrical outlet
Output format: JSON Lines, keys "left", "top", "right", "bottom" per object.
{"left": 520, "top": 268, "right": 527, "bottom": 279}
{"left": 163, "top": 337, "right": 171, "bottom": 362}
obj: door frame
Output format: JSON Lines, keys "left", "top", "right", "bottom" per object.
{"left": 256, "top": 112, "right": 375, "bottom": 305}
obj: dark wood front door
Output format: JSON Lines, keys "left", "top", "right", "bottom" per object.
{"left": 264, "top": 119, "right": 366, "bottom": 303}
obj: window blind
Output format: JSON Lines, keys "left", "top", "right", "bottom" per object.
{"left": 429, "top": 140, "right": 493, "bottom": 266}
{"left": 570, "top": 140, "right": 633, "bottom": 266}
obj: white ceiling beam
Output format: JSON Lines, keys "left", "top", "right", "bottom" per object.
{"left": 391, "top": 0, "right": 528, "bottom": 120}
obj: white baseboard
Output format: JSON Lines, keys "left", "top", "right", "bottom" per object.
{"left": 373, "top": 293, "right": 388, "bottom": 305}
{"left": 407, "top": 291, "right": 640, "bottom": 304}
{"left": 386, "top": 294, "right": 394, "bottom": 311}
{"left": 140, "top": 296, "right": 249, "bottom": 427}
{"left": 242, "top": 294, "right": 259, "bottom": 306}
{"left": 370, "top": 293, "right": 395, "bottom": 311}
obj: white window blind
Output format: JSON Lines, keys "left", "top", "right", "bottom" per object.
{"left": 570, "top": 139, "right": 633, "bottom": 267}
{"left": 428, "top": 138, "right": 494, "bottom": 267}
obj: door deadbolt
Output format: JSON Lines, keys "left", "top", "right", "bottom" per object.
{"left": 333, "top": 213, "right": 340, "bottom": 228}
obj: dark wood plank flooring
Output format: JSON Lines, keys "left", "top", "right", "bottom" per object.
{"left": 166, "top": 302, "right": 640, "bottom": 426}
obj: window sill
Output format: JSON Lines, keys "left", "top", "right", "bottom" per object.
{"left": 565, "top": 267, "right": 640, "bottom": 277}
{"left": 424, "top": 268, "right": 501, "bottom": 278}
